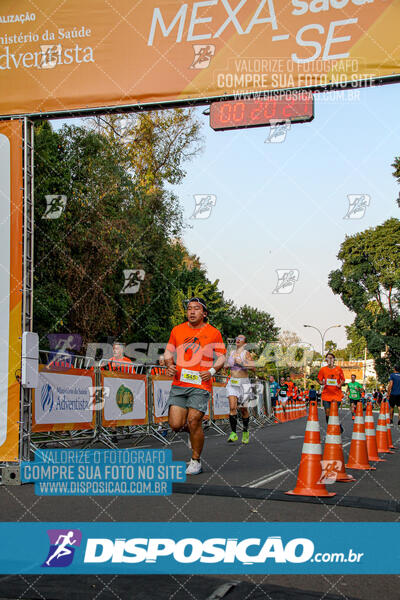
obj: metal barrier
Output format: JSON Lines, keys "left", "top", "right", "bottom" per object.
{"left": 2, "top": 354, "right": 279, "bottom": 484}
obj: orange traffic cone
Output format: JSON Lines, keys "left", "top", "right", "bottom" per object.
{"left": 286, "top": 400, "right": 336, "bottom": 497}
{"left": 365, "top": 402, "right": 385, "bottom": 462}
{"left": 346, "top": 402, "right": 376, "bottom": 470}
{"left": 384, "top": 401, "right": 395, "bottom": 449}
{"left": 275, "top": 401, "right": 284, "bottom": 423}
{"left": 376, "top": 403, "right": 393, "bottom": 454}
{"left": 286, "top": 400, "right": 292, "bottom": 421}
{"left": 322, "top": 401, "right": 355, "bottom": 482}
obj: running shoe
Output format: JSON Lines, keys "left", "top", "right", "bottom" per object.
{"left": 228, "top": 432, "right": 238, "bottom": 443}
{"left": 242, "top": 431, "right": 249, "bottom": 444}
{"left": 186, "top": 459, "right": 202, "bottom": 475}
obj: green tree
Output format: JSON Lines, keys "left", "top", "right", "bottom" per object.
{"left": 33, "top": 112, "right": 202, "bottom": 347}
{"left": 329, "top": 218, "right": 400, "bottom": 380}
{"left": 324, "top": 340, "right": 337, "bottom": 353}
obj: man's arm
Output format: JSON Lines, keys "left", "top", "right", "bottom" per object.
{"left": 164, "top": 332, "right": 177, "bottom": 377}
{"left": 387, "top": 378, "right": 393, "bottom": 397}
{"left": 200, "top": 354, "right": 226, "bottom": 381}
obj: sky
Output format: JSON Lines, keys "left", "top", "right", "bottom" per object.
{"left": 169, "top": 84, "right": 400, "bottom": 352}
{"left": 52, "top": 83, "right": 400, "bottom": 353}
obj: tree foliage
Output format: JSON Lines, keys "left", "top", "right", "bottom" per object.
{"left": 34, "top": 116, "right": 279, "bottom": 352}
{"left": 329, "top": 218, "right": 400, "bottom": 379}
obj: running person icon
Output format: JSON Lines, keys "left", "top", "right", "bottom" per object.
{"left": 226, "top": 335, "right": 255, "bottom": 444}
{"left": 45, "top": 531, "right": 77, "bottom": 566}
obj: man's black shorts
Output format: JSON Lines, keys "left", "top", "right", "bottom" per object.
{"left": 389, "top": 394, "right": 400, "bottom": 408}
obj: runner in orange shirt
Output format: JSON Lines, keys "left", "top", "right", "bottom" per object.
{"left": 165, "top": 297, "right": 226, "bottom": 475}
{"left": 317, "top": 352, "right": 345, "bottom": 431}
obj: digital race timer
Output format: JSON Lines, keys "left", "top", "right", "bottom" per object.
{"left": 210, "top": 92, "right": 314, "bottom": 131}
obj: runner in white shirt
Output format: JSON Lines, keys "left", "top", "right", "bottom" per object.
{"left": 226, "top": 334, "right": 255, "bottom": 444}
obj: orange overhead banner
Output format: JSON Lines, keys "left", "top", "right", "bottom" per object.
{"left": 0, "top": 0, "right": 399, "bottom": 117}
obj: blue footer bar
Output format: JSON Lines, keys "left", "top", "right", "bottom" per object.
{"left": 0, "top": 522, "right": 398, "bottom": 574}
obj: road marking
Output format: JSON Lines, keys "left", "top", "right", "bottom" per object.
{"left": 289, "top": 435, "right": 303, "bottom": 439}
{"left": 343, "top": 441, "right": 351, "bottom": 447}
{"left": 246, "top": 468, "right": 292, "bottom": 488}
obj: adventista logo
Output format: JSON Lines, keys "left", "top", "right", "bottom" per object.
{"left": 41, "top": 383, "right": 54, "bottom": 412}
{"left": 42, "top": 529, "right": 82, "bottom": 567}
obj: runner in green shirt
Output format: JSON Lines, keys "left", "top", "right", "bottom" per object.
{"left": 346, "top": 374, "right": 364, "bottom": 420}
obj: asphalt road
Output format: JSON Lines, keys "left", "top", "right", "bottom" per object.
{"left": 0, "top": 406, "right": 399, "bottom": 600}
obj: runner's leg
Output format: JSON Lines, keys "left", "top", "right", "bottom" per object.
{"left": 168, "top": 405, "right": 189, "bottom": 432}
{"left": 187, "top": 407, "right": 205, "bottom": 460}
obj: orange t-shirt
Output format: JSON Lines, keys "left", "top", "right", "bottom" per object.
{"left": 318, "top": 366, "right": 345, "bottom": 402}
{"left": 109, "top": 356, "right": 135, "bottom": 373}
{"left": 166, "top": 322, "right": 226, "bottom": 392}
{"left": 285, "top": 381, "right": 294, "bottom": 397}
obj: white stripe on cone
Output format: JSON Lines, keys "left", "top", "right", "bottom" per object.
{"left": 302, "top": 443, "right": 322, "bottom": 454}
{"left": 306, "top": 422, "right": 320, "bottom": 431}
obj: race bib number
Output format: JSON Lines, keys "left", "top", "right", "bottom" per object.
{"left": 180, "top": 369, "right": 202, "bottom": 386}
{"left": 279, "top": 390, "right": 287, "bottom": 397}
{"left": 230, "top": 378, "right": 241, "bottom": 386}
{"left": 326, "top": 378, "right": 337, "bottom": 386}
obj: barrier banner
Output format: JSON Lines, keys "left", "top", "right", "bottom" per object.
{"left": 254, "top": 381, "right": 266, "bottom": 415}
{"left": 152, "top": 376, "right": 173, "bottom": 423}
{"left": 32, "top": 367, "right": 95, "bottom": 432}
{"left": 0, "top": 1, "right": 399, "bottom": 118}
{"left": 0, "top": 121, "right": 23, "bottom": 460}
{"left": 0, "top": 522, "right": 398, "bottom": 574}
{"left": 101, "top": 372, "right": 148, "bottom": 426}
{"left": 212, "top": 382, "right": 229, "bottom": 419}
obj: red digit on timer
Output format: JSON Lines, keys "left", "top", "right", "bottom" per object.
{"left": 232, "top": 101, "right": 245, "bottom": 123}
{"left": 250, "top": 101, "right": 263, "bottom": 122}
{"left": 283, "top": 97, "right": 295, "bottom": 117}
{"left": 218, "top": 103, "right": 231, "bottom": 124}
{"left": 264, "top": 98, "right": 277, "bottom": 119}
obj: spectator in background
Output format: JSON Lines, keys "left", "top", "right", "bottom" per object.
{"left": 308, "top": 385, "right": 317, "bottom": 402}
{"left": 109, "top": 341, "right": 135, "bottom": 373}
{"left": 269, "top": 375, "right": 279, "bottom": 410}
